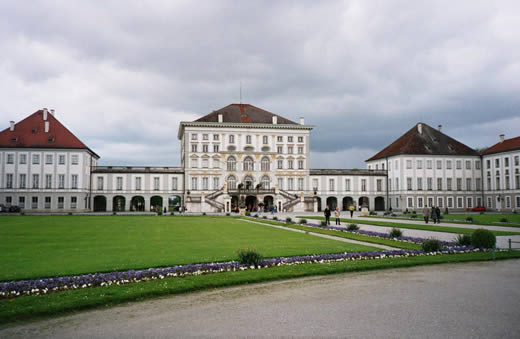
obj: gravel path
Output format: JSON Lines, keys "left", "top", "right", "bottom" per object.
{"left": 3, "top": 260, "right": 519, "bottom": 338}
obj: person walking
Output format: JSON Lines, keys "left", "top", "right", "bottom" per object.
{"left": 324, "top": 205, "right": 331, "bottom": 226}
{"left": 334, "top": 207, "right": 341, "bottom": 225}
{"left": 431, "top": 206, "right": 437, "bottom": 224}
{"left": 423, "top": 205, "right": 430, "bottom": 224}
{"left": 435, "top": 206, "right": 441, "bottom": 224}
{"left": 349, "top": 204, "right": 355, "bottom": 218}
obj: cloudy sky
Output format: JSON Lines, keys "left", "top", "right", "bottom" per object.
{"left": 1, "top": 1, "right": 519, "bottom": 168}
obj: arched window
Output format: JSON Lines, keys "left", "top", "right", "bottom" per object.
{"left": 244, "top": 175, "right": 254, "bottom": 189}
{"left": 261, "top": 175, "right": 270, "bottom": 189}
{"left": 243, "top": 156, "right": 254, "bottom": 171}
{"left": 261, "top": 157, "right": 270, "bottom": 171}
{"left": 227, "top": 175, "right": 237, "bottom": 190}
{"left": 227, "top": 156, "right": 236, "bottom": 171}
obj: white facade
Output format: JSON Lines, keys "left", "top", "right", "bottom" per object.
{"left": 482, "top": 149, "right": 520, "bottom": 211}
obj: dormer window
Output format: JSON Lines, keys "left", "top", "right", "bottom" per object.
{"left": 48, "top": 136, "right": 55, "bottom": 143}
{"left": 11, "top": 137, "right": 18, "bottom": 142}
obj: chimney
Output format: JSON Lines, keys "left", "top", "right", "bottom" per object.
{"left": 272, "top": 116, "right": 278, "bottom": 125}
{"left": 299, "top": 117, "right": 305, "bottom": 125}
{"left": 438, "top": 124, "right": 442, "bottom": 132}
{"left": 9, "top": 121, "right": 15, "bottom": 131}
{"left": 50, "top": 109, "right": 55, "bottom": 116}
{"left": 218, "top": 114, "right": 223, "bottom": 123}
{"left": 499, "top": 134, "right": 505, "bottom": 143}
{"left": 417, "top": 123, "right": 423, "bottom": 134}
{"left": 43, "top": 108, "right": 48, "bottom": 120}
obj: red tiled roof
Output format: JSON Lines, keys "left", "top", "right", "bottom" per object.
{"left": 195, "top": 104, "right": 297, "bottom": 124}
{"left": 366, "top": 123, "right": 479, "bottom": 161}
{"left": 0, "top": 109, "right": 99, "bottom": 157}
{"left": 481, "top": 136, "right": 520, "bottom": 155}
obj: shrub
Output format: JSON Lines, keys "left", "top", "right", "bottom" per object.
{"left": 412, "top": 210, "right": 417, "bottom": 215}
{"left": 422, "top": 239, "right": 442, "bottom": 252}
{"left": 285, "top": 217, "right": 293, "bottom": 223}
{"left": 158, "top": 210, "right": 163, "bottom": 216}
{"left": 466, "top": 216, "right": 473, "bottom": 222}
{"left": 389, "top": 228, "right": 403, "bottom": 238}
{"left": 320, "top": 220, "right": 328, "bottom": 227}
{"left": 202, "top": 212, "right": 206, "bottom": 216}
{"left": 263, "top": 215, "right": 267, "bottom": 219}
{"left": 225, "top": 213, "right": 230, "bottom": 216}
{"left": 347, "top": 223, "right": 359, "bottom": 231}
{"left": 253, "top": 214, "right": 259, "bottom": 218}
{"left": 456, "top": 234, "right": 472, "bottom": 246}
{"left": 480, "top": 212, "right": 485, "bottom": 215}
{"left": 410, "top": 214, "right": 418, "bottom": 219}
{"left": 273, "top": 216, "right": 278, "bottom": 220}
{"left": 237, "top": 248, "right": 263, "bottom": 267}
{"left": 369, "top": 211, "right": 377, "bottom": 216}
{"left": 245, "top": 211, "right": 251, "bottom": 216}
{"left": 471, "top": 229, "right": 496, "bottom": 249}
{"left": 170, "top": 212, "right": 175, "bottom": 216}
{"left": 299, "top": 218, "right": 307, "bottom": 224}
{"left": 391, "top": 213, "right": 397, "bottom": 217}
{"left": 500, "top": 218, "right": 508, "bottom": 223}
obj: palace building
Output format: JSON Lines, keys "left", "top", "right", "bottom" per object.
{"left": 1, "top": 105, "right": 519, "bottom": 213}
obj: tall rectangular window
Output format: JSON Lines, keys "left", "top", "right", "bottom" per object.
{"left": 416, "top": 160, "right": 422, "bottom": 169}
{"left": 202, "top": 145, "right": 208, "bottom": 153}
{"left": 136, "top": 177, "right": 142, "bottom": 190}
{"left": 7, "top": 154, "right": 15, "bottom": 164}
{"left": 6, "top": 174, "right": 13, "bottom": 188}
{"left": 262, "top": 135, "right": 268, "bottom": 144}
{"left": 59, "top": 155, "right": 65, "bottom": 165}
{"left": 447, "top": 160, "right": 452, "bottom": 169}
{"left": 58, "top": 174, "right": 65, "bottom": 189}
{"left": 426, "top": 160, "right": 432, "bottom": 169}
{"left": 329, "top": 179, "right": 335, "bottom": 191}
{"left": 278, "top": 178, "right": 284, "bottom": 190}
{"left": 45, "top": 174, "right": 52, "bottom": 189}
{"left": 377, "top": 179, "right": 382, "bottom": 191}
{"left": 191, "top": 144, "right": 197, "bottom": 152}
{"left": 97, "top": 177, "right": 104, "bottom": 190}
{"left": 361, "top": 179, "right": 367, "bottom": 192}
{"left": 202, "top": 177, "right": 209, "bottom": 190}
{"left": 229, "top": 135, "right": 234, "bottom": 143}
{"left": 277, "top": 146, "right": 283, "bottom": 154}
{"left": 466, "top": 178, "right": 472, "bottom": 191}
{"left": 46, "top": 154, "right": 53, "bottom": 164}
{"left": 71, "top": 196, "right": 77, "bottom": 209}
{"left": 45, "top": 196, "right": 51, "bottom": 209}
{"left": 476, "top": 178, "right": 481, "bottom": 191}
{"left": 19, "top": 196, "right": 25, "bottom": 209}
{"left": 298, "top": 178, "right": 304, "bottom": 190}
{"left": 191, "top": 133, "right": 198, "bottom": 140}
{"left": 466, "top": 160, "right": 471, "bottom": 170}
{"left": 32, "top": 196, "right": 38, "bottom": 209}
{"left": 298, "top": 160, "right": 304, "bottom": 169}
{"left": 427, "top": 177, "right": 433, "bottom": 190}
{"left": 417, "top": 177, "right": 423, "bottom": 190}
{"left": 407, "top": 177, "right": 412, "bottom": 190}
{"left": 213, "top": 177, "right": 219, "bottom": 189}
{"left": 191, "top": 177, "right": 198, "bottom": 190}
{"left": 456, "top": 160, "right": 462, "bottom": 169}
{"left": 288, "top": 160, "right": 294, "bottom": 169}
{"left": 345, "top": 179, "right": 351, "bottom": 191}
{"left": 19, "top": 174, "right": 26, "bottom": 189}
{"left": 288, "top": 178, "right": 294, "bottom": 190}
{"left": 32, "top": 174, "right": 39, "bottom": 189}
{"left": 447, "top": 178, "right": 452, "bottom": 190}
{"left": 312, "top": 178, "right": 319, "bottom": 191}
{"left": 298, "top": 147, "right": 303, "bottom": 154}
{"left": 213, "top": 145, "right": 219, "bottom": 153}
{"left": 476, "top": 160, "right": 481, "bottom": 169}
{"left": 58, "top": 197, "right": 64, "bottom": 209}
{"left": 71, "top": 155, "right": 79, "bottom": 165}
{"left": 172, "top": 177, "right": 178, "bottom": 190}
{"left": 116, "top": 177, "right": 123, "bottom": 190}
{"left": 246, "top": 135, "right": 252, "bottom": 144}
{"left": 288, "top": 146, "right": 293, "bottom": 154}
{"left": 154, "top": 177, "right": 160, "bottom": 191}
{"left": 406, "top": 160, "right": 412, "bottom": 169}
{"left": 436, "top": 160, "right": 442, "bottom": 169}
{"left": 277, "top": 160, "right": 283, "bottom": 169}
{"left": 19, "top": 154, "right": 27, "bottom": 164}
{"left": 32, "top": 154, "right": 40, "bottom": 164}
{"left": 456, "top": 178, "right": 462, "bottom": 191}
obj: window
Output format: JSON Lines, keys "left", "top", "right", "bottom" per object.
{"left": 56, "top": 174, "right": 64, "bottom": 189}
{"left": 457, "top": 197, "right": 463, "bottom": 208}
{"left": 246, "top": 135, "right": 252, "bottom": 144}
{"left": 426, "top": 160, "right": 432, "bottom": 169}
{"left": 427, "top": 197, "right": 433, "bottom": 208}
{"left": 395, "top": 160, "right": 399, "bottom": 170}
{"left": 416, "top": 160, "right": 422, "bottom": 169}
{"left": 154, "top": 177, "right": 160, "bottom": 190}
{"left": 298, "top": 146, "right": 303, "bottom": 154}
{"left": 447, "top": 197, "right": 453, "bottom": 208}
{"left": 455, "top": 160, "right": 461, "bottom": 169}
{"left": 487, "top": 177, "right": 492, "bottom": 190}
{"left": 7, "top": 154, "right": 14, "bottom": 164}
{"left": 288, "top": 146, "right": 293, "bottom": 154}
{"left": 71, "top": 155, "right": 79, "bottom": 165}
{"left": 19, "top": 154, "right": 27, "bottom": 164}
{"left": 59, "top": 155, "right": 65, "bottom": 165}
{"left": 19, "top": 174, "right": 26, "bottom": 189}
{"left": 496, "top": 177, "right": 500, "bottom": 190}
{"left": 277, "top": 146, "right": 283, "bottom": 154}
{"left": 329, "top": 179, "right": 335, "bottom": 191}
{"left": 447, "top": 160, "right": 452, "bottom": 170}
{"left": 465, "top": 160, "right": 471, "bottom": 170}
{"left": 45, "top": 196, "right": 51, "bottom": 209}
{"left": 45, "top": 174, "right": 52, "bottom": 189}
{"left": 71, "top": 196, "right": 77, "bottom": 209}
{"left": 172, "top": 177, "right": 178, "bottom": 190}
{"left": 261, "top": 157, "right": 270, "bottom": 171}
{"left": 32, "top": 174, "right": 39, "bottom": 189}
{"left": 211, "top": 134, "right": 218, "bottom": 141}
{"left": 345, "top": 179, "right": 351, "bottom": 191}
{"left": 97, "top": 177, "right": 104, "bottom": 190}
{"left": 312, "top": 178, "right": 319, "bottom": 191}
{"left": 19, "top": 196, "right": 25, "bottom": 209}
{"left": 277, "top": 160, "right": 283, "bottom": 169}
{"left": 277, "top": 136, "right": 283, "bottom": 142}
{"left": 407, "top": 197, "right": 413, "bottom": 208}
{"left": 190, "top": 157, "right": 198, "bottom": 168}
{"left": 486, "top": 159, "right": 491, "bottom": 169}
{"left": 476, "top": 160, "right": 481, "bottom": 170}
{"left": 288, "top": 160, "right": 293, "bottom": 169}
{"left": 191, "top": 144, "right": 198, "bottom": 152}
{"left": 45, "top": 154, "right": 53, "bottom": 164}
{"left": 202, "top": 145, "right": 208, "bottom": 153}
{"left": 262, "top": 135, "right": 268, "bottom": 144}
{"left": 456, "top": 178, "right": 462, "bottom": 191}
{"left": 227, "top": 157, "right": 236, "bottom": 171}
{"left": 506, "top": 196, "right": 511, "bottom": 208}
{"left": 388, "top": 179, "right": 392, "bottom": 191}
{"left": 71, "top": 174, "right": 79, "bottom": 189}
{"left": 515, "top": 156, "right": 519, "bottom": 166}
{"left": 31, "top": 196, "right": 38, "bottom": 209}
{"left": 202, "top": 158, "right": 209, "bottom": 168}
{"left": 298, "top": 160, "right": 304, "bottom": 169}
{"left": 136, "top": 177, "right": 142, "bottom": 190}
{"left": 427, "top": 177, "right": 432, "bottom": 190}
{"left": 213, "top": 177, "right": 219, "bottom": 189}
{"left": 407, "top": 177, "right": 412, "bottom": 190}
{"left": 436, "top": 160, "right": 442, "bottom": 170}
{"left": 213, "top": 158, "right": 220, "bottom": 168}
{"left": 212, "top": 145, "right": 219, "bottom": 153}
{"left": 58, "top": 197, "right": 64, "bottom": 209}
{"left": 406, "top": 160, "right": 412, "bottom": 169}
{"left": 361, "top": 179, "right": 367, "bottom": 192}
{"left": 505, "top": 157, "right": 510, "bottom": 167}
{"left": 32, "top": 154, "right": 40, "bottom": 164}
{"left": 202, "top": 177, "right": 209, "bottom": 190}
{"left": 495, "top": 159, "right": 500, "bottom": 168}
{"left": 417, "top": 177, "right": 423, "bottom": 190}
{"left": 437, "top": 197, "right": 443, "bottom": 208}
{"left": 288, "top": 136, "right": 293, "bottom": 142}
{"left": 116, "top": 177, "right": 123, "bottom": 190}
{"left": 278, "top": 177, "right": 284, "bottom": 190}
{"left": 191, "top": 133, "right": 198, "bottom": 140}
{"left": 202, "top": 134, "right": 208, "bottom": 141}
{"left": 396, "top": 178, "right": 399, "bottom": 190}
{"left": 288, "top": 178, "right": 294, "bottom": 190}
{"left": 417, "top": 197, "right": 423, "bottom": 208}
{"left": 298, "top": 178, "right": 304, "bottom": 190}
{"left": 437, "top": 178, "right": 442, "bottom": 190}
{"left": 6, "top": 174, "right": 13, "bottom": 188}
{"left": 476, "top": 178, "right": 481, "bottom": 191}
{"left": 377, "top": 179, "right": 382, "bottom": 191}
{"left": 466, "top": 178, "right": 471, "bottom": 191}
{"left": 298, "top": 136, "right": 303, "bottom": 143}
{"left": 229, "top": 135, "right": 235, "bottom": 143}
{"left": 243, "top": 157, "right": 254, "bottom": 171}
{"left": 227, "top": 176, "right": 236, "bottom": 189}
{"left": 191, "top": 177, "right": 198, "bottom": 190}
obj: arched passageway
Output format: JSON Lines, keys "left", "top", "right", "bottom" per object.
{"left": 358, "top": 197, "right": 369, "bottom": 210}
{"left": 150, "top": 196, "right": 163, "bottom": 212}
{"left": 326, "top": 197, "right": 338, "bottom": 210}
{"left": 168, "top": 195, "right": 182, "bottom": 211}
{"left": 93, "top": 195, "right": 106, "bottom": 212}
{"left": 113, "top": 196, "right": 126, "bottom": 212}
{"left": 131, "top": 196, "right": 145, "bottom": 211}
{"left": 342, "top": 197, "right": 353, "bottom": 211}
{"left": 375, "top": 197, "right": 385, "bottom": 211}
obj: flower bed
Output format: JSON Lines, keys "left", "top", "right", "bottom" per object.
{"left": 0, "top": 247, "right": 476, "bottom": 299}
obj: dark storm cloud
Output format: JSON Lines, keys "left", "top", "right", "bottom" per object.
{"left": 1, "top": 1, "right": 519, "bottom": 167}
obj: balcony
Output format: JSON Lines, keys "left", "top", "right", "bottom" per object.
{"left": 227, "top": 188, "right": 276, "bottom": 195}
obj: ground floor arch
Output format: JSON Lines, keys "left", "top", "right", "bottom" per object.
{"left": 358, "top": 196, "right": 369, "bottom": 210}
{"left": 326, "top": 197, "right": 338, "bottom": 210}
{"left": 131, "top": 196, "right": 145, "bottom": 211}
{"left": 245, "top": 195, "right": 257, "bottom": 211}
{"left": 113, "top": 196, "right": 126, "bottom": 212}
{"left": 168, "top": 195, "right": 182, "bottom": 211}
{"left": 375, "top": 196, "right": 385, "bottom": 211}
{"left": 342, "top": 196, "right": 354, "bottom": 211}
{"left": 231, "top": 195, "right": 239, "bottom": 212}
{"left": 93, "top": 195, "right": 107, "bottom": 212}
{"left": 150, "top": 196, "right": 163, "bottom": 212}
{"left": 316, "top": 197, "right": 322, "bottom": 212}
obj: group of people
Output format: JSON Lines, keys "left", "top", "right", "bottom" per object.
{"left": 423, "top": 206, "right": 441, "bottom": 224}
{"left": 323, "top": 205, "right": 355, "bottom": 226}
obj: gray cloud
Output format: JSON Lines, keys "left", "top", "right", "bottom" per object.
{"left": 1, "top": 0, "right": 519, "bottom": 168}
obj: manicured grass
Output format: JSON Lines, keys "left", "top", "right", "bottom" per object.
{"left": 0, "top": 216, "right": 376, "bottom": 281}
{"left": 375, "top": 213, "right": 520, "bottom": 227}
{"left": 2, "top": 251, "right": 519, "bottom": 326}
{"left": 247, "top": 218, "right": 421, "bottom": 250}
{"left": 298, "top": 216, "right": 520, "bottom": 236}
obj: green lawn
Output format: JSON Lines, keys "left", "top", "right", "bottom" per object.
{"left": 0, "top": 216, "right": 377, "bottom": 281}
{"left": 298, "top": 216, "right": 520, "bottom": 236}
{"left": 380, "top": 213, "right": 520, "bottom": 227}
